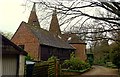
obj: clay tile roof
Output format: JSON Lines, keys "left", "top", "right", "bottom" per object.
{"left": 25, "top": 23, "right": 75, "bottom": 49}
{"left": 62, "top": 33, "right": 86, "bottom": 44}
{"left": 69, "top": 36, "right": 86, "bottom": 44}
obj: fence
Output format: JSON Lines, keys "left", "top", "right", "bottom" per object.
{"left": 25, "top": 60, "right": 60, "bottom": 77}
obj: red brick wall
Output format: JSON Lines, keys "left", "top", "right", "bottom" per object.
{"left": 71, "top": 44, "right": 87, "bottom": 61}
{"left": 11, "top": 22, "right": 41, "bottom": 61}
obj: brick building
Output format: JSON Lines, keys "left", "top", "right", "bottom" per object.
{"left": 49, "top": 8, "right": 87, "bottom": 61}
{"left": 62, "top": 33, "right": 87, "bottom": 61}
{"left": 11, "top": 3, "right": 75, "bottom": 61}
{"left": 12, "top": 3, "right": 87, "bottom": 61}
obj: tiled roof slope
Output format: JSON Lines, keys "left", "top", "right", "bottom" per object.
{"left": 24, "top": 22, "right": 75, "bottom": 49}
{"left": 62, "top": 33, "right": 86, "bottom": 44}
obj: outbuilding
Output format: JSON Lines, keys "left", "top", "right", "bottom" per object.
{"left": 1, "top": 35, "right": 27, "bottom": 77}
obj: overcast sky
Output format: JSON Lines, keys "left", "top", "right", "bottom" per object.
{"left": 0, "top": 0, "right": 31, "bottom": 33}
{"left": 0, "top": 0, "right": 109, "bottom": 34}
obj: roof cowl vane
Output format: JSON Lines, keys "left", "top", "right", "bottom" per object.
{"left": 32, "top": 2, "right": 36, "bottom": 12}
{"left": 53, "top": 7, "right": 57, "bottom": 16}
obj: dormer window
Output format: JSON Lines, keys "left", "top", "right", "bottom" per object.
{"left": 58, "top": 35, "right": 61, "bottom": 39}
{"left": 68, "top": 37, "right": 72, "bottom": 41}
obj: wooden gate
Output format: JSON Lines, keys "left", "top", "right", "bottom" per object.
{"left": 32, "top": 63, "right": 49, "bottom": 77}
{"left": 26, "top": 60, "right": 59, "bottom": 77}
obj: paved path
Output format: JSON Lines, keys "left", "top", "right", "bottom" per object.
{"left": 82, "top": 65, "right": 118, "bottom": 75}
{"left": 71, "top": 65, "right": 119, "bottom": 77}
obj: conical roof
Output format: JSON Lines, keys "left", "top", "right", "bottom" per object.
{"left": 49, "top": 8, "right": 61, "bottom": 36}
{"left": 28, "top": 3, "right": 40, "bottom": 28}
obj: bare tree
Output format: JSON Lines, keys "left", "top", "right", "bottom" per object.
{"left": 29, "top": 0, "right": 120, "bottom": 25}
{"left": 0, "top": 31, "right": 13, "bottom": 39}
{"left": 23, "top": 0, "right": 120, "bottom": 44}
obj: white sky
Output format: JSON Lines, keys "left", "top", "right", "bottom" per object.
{"left": 0, "top": 0, "right": 99, "bottom": 34}
{"left": 0, "top": 0, "right": 95, "bottom": 34}
{"left": 0, "top": 0, "right": 30, "bottom": 33}
{"left": 0, "top": 0, "right": 114, "bottom": 34}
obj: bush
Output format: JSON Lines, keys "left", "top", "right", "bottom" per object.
{"left": 25, "top": 54, "right": 34, "bottom": 61}
{"left": 106, "top": 62, "right": 116, "bottom": 68}
{"left": 48, "top": 55, "right": 58, "bottom": 61}
{"left": 112, "top": 51, "right": 120, "bottom": 69}
{"left": 94, "top": 58, "right": 106, "bottom": 66}
{"left": 62, "top": 53, "right": 90, "bottom": 70}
